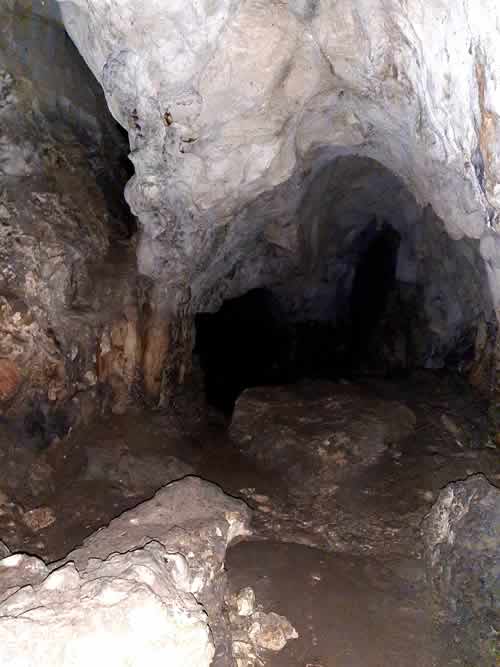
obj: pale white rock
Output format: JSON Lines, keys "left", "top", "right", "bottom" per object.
{"left": 236, "top": 586, "right": 256, "bottom": 617}
{"left": 57, "top": 0, "right": 500, "bottom": 316}
{"left": 0, "top": 549, "right": 214, "bottom": 667}
{"left": 0, "top": 476, "right": 252, "bottom": 666}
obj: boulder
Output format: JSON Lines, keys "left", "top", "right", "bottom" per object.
{"left": 0, "top": 476, "right": 252, "bottom": 666}
{"left": 230, "top": 381, "right": 416, "bottom": 497}
{"left": 422, "top": 474, "right": 500, "bottom": 665}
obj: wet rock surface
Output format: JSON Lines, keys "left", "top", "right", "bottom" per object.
{"left": 0, "top": 3, "right": 497, "bottom": 665}
{"left": 0, "top": 373, "right": 497, "bottom": 666}
{"left": 423, "top": 474, "right": 500, "bottom": 666}
{"left": 226, "top": 541, "right": 433, "bottom": 667}
{"left": 231, "top": 381, "right": 417, "bottom": 493}
{"left": 83, "top": 446, "right": 194, "bottom": 496}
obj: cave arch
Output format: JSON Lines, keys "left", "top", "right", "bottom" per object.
{"left": 194, "top": 155, "right": 497, "bottom": 413}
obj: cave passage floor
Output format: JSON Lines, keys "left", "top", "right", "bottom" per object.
{"left": 0, "top": 371, "right": 498, "bottom": 666}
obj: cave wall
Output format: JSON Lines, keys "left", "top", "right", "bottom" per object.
{"left": 0, "top": 3, "right": 148, "bottom": 432}
{"left": 55, "top": 0, "right": 500, "bottom": 414}
{"left": 57, "top": 0, "right": 500, "bottom": 284}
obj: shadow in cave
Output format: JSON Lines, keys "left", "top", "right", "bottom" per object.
{"left": 195, "top": 289, "right": 289, "bottom": 414}
{"left": 347, "top": 220, "right": 401, "bottom": 370}
{"left": 195, "top": 221, "right": 404, "bottom": 415}
{"left": 194, "top": 153, "right": 498, "bottom": 418}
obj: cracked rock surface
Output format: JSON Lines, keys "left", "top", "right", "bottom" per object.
{"left": 0, "top": 3, "right": 141, "bottom": 425}
{"left": 422, "top": 474, "right": 500, "bottom": 666}
{"left": 0, "top": 476, "right": 252, "bottom": 666}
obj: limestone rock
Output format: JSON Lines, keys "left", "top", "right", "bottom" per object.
{"left": 248, "top": 611, "right": 298, "bottom": 652}
{"left": 0, "top": 548, "right": 214, "bottom": 667}
{"left": 0, "top": 541, "right": 9, "bottom": 559}
{"left": 230, "top": 381, "right": 416, "bottom": 496}
{"left": 0, "top": 553, "right": 49, "bottom": 604}
{"left": 0, "top": 4, "right": 140, "bottom": 424}
{"left": 422, "top": 474, "right": 500, "bottom": 665}
{"left": 57, "top": 0, "right": 500, "bottom": 369}
{"left": 235, "top": 586, "right": 256, "bottom": 617}
{"left": 0, "top": 476, "right": 252, "bottom": 666}
{"left": 228, "top": 586, "right": 298, "bottom": 665}
{"left": 22, "top": 506, "right": 56, "bottom": 532}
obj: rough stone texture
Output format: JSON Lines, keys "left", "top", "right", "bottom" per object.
{"left": 0, "top": 541, "right": 9, "bottom": 559}
{"left": 84, "top": 448, "right": 194, "bottom": 496}
{"left": 58, "top": 0, "right": 500, "bottom": 270}
{"left": 227, "top": 586, "right": 298, "bottom": 666}
{"left": 230, "top": 381, "right": 416, "bottom": 498}
{"left": 0, "top": 4, "right": 202, "bottom": 423}
{"left": 56, "top": 0, "right": 500, "bottom": 407}
{"left": 0, "top": 4, "right": 142, "bottom": 424}
{"left": 0, "top": 476, "right": 252, "bottom": 666}
{"left": 0, "top": 550, "right": 214, "bottom": 666}
{"left": 422, "top": 474, "right": 500, "bottom": 665}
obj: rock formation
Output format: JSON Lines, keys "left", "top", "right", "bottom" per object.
{"left": 0, "top": 476, "right": 254, "bottom": 666}
{"left": 422, "top": 474, "right": 500, "bottom": 665}
{"left": 0, "top": 1, "right": 201, "bottom": 429}
{"left": 53, "top": 0, "right": 499, "bottom": 414}
{"left": 0, "top": 1, "right": 139, "bottom": 427}
{"left": 0, "top": 4, "right": 498, "bottom": 665}
{"left": 230, "top": 380, "right": 417, "bottom": 493}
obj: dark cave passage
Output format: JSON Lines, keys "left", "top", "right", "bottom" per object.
{"left": 194, "top": 157, "right": 496, "bottom": 416}
{"left": 195, "top": 289, "right": 288, "bottom": 414}
{"left": 195, "top": 222, "right": 405, "bottom": 414}
{"left": 348, "top": 221, "right": 401, "bottom": 369}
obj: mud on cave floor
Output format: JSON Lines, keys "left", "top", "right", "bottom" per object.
{"left": 0, "top": 371, "right": 498, "bottom": 666}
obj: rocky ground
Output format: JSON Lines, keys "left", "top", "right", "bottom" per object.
{"left": 0, "top": 370, "right": 498, "bottom": 665}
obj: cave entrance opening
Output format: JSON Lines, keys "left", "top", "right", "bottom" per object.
{"left": 194, "top": 155, "right": 494, "bottom": 416}
{"left": 194, "top": 221, "right": 405, "bottom": 415}
{"left": 348, "top": 220, "right": 402, "bottom": 370}
{"left": 195, "top": 289, "right": 287, "bottom": 415}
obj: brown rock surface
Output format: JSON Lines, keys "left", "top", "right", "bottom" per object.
{"left": 0, "top": 358, "right": 20, "bottom": 402}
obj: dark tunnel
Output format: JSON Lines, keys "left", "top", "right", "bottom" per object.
{"left": 195, "top": 219, "right": 404, "bottom": 414}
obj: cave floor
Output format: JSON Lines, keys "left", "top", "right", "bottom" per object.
{"left": 0, "top": 371, "right": 498, "bottom": 666}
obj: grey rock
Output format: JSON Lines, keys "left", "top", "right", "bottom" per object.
{"left": 422, "top": 474, "right": 500, "bottom": 666}
{"left": 230, "top": 381, "right": 416, "bottom": 496}
{"left": 56, "top": 0, "right": 499, "bottom": 383}
{"left": 0, "top": 476, "right": 252, "bottom": 666}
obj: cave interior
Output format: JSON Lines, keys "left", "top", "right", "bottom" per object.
{"left": 0, "top": 2, "right": 498, "bottom": 666}
{"left": 195, "top": 156, "right": 493, "bottom": 415}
